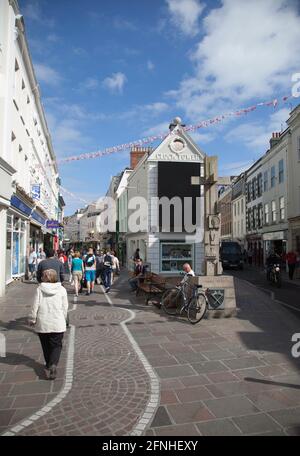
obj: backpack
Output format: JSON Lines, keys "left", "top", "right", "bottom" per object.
{"left": 85, "top": 254, "right": 95, "bottom": 267}
{"left": 104, "top": 254, "right": 113, "bottom": 268}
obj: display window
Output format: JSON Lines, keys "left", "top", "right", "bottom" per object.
{"left": 6, "top": 213, "right": 27, "bottom": 280}
{"left": 160, "top": 242, "right": 194, "bottom": 274}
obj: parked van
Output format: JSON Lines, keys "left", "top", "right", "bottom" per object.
{"left": 220, "top": 241, "right": 243, "bottom": 270}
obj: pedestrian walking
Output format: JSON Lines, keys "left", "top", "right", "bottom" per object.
{"left": 28, "top": 269, "right": 68, "bottom": 380}
{"left": 103, "top": 249, "right": 113, "bottom": 293}
{"left": 28, "top": 247, "right": 37, "bottom": 281}
{"left": 71, "top": 251, "right": 84, "bottom": 297}
{"left": 133, "top": 248, "right": 140, "bottom": 261}
{"left": 111, "top": 250, "right": 120, "bottom": 285}
{"left": 37, "top": 249, "right": 65, "bottom": 283}
{"left": 286, "top": 250, "right": 297, "bottom": 280}
{"left": 37, "top": 248, "right": 46, "bottom": 266}
{"left": 247, "top": 248, "right": 253, "bottom": 265}
{"left": 84, "top": 247, "right": 96, "bottom": 296}
{"left": 68, "top": 249, "right": 74, "bottom": 284}
{"left": 96, "top": 250, "right": 104, "bottom": 285}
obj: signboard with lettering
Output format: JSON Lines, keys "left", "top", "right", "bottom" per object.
{"left": 32, "top": 211, "right": 46, "bottom": 226}
{"left": 31, "top": 184, "right": 41, "bottom": 201}
{"left": 46, "top": 220, "right": 60, "bottom": 229}
{"left": 10, "top": 195, "right": 32, "bottom": 217}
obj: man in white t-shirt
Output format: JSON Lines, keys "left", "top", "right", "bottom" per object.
{"left": 181, "top": 263, "right": 195, "bottom": 284}
{"left": 28, "top": 248, "right": 37, "bottom": 281}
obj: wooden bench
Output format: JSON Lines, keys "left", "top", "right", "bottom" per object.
{"left": 136, "top": 272, "right": 167, "bottom": 305}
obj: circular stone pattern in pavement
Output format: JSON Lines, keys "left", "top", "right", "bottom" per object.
{"left": 19, "top": 302, "right": 151, "bottom": 436}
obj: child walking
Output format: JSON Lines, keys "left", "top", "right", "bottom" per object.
{"left": 28, "top": 269, "right": 69, "bottom": 380}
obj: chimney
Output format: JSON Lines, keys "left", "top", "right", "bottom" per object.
{"left": 269, "top": 132, "right": 281, "bottom": 149}
{"left": 130, "top": 146, "right": 152, "bottom": 169}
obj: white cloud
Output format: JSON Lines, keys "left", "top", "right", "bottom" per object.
{"left": 147, "top": 60, "right": 155, "bottom": 71}
{"left": 169, "top": 0, "right": 300, "bottom": 120}
{"left": 80, "top": 77, "right": 99, "bottom": 90}
{"left": 190, "top": 131, "right": 215, "bottom": 144}
{"left": 166, "top": 0, "right": 205, "bottom": 36}
{"left": 225, "top": 107, "right": 290, "bottom": 152}
{"left": 142, "top": 121, "right": 169, "bottom": 136}
{"left": 102, "top": 72, "right": 127, "bottom": 94}
{"left": 34, "top": 63, "right": 62, "bottom": 86}
{"left": 22, "top": 1, "right": 55, "bottom": 27}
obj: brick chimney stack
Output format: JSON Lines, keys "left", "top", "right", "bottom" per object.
{"left": 130, "top": 146, "right": 152, "bottom": 169}
{"left": 269, "top": 132, "right": 281, "bottom": 149}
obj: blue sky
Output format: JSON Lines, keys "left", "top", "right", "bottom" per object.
{"left": 19, "top": 0, "right": 300, "bottom": 215}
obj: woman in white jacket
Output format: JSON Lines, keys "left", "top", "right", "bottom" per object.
{"left": 28, "top": 269, "right": 69, "bottom": 380}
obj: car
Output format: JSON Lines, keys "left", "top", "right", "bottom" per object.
{"left": 220, "top": 241, "right": 244, "bottom": 270}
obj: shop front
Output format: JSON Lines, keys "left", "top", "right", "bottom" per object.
{"left": 160, "top": 242, "right": 194, "bottom": 274}
{"left": 263, "top": 230, "right": 288, "bottom": 262}
{"left": 246, "top": 235, "right": 263, "bottom": 267}
{"left": 6, "top": 205, "right": 30, "bottom": 282}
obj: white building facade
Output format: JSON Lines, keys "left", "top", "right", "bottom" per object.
{"left": 126, "top": 122, "right": 206, "bottom": 275}
{"left": 0, "top": 0, "right": 60, "bottom": 295}
{"left": 231, "top": 173, "right": 246, "bottom": 247}
{"left": 261, "top": 132, "right": 289, "bottom": 261}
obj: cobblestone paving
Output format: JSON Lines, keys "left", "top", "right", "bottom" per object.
{"left": 0, "top": 280, "right": 151, "bottom": 436}
{"left": 1, "top": 274, "right": 300, "bottom": 436}
{"left": 115, "top": 277, "right": 300, "bottom": 436}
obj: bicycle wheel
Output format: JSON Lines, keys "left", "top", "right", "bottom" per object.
{"left": 187, "top": 293, "right": 207, "bottom": 324}
{"left": 161, "top": 288, "right": 183, "bottom": 316}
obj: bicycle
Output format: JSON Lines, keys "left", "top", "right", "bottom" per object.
{"left": 160, "top": 278, "right": 208, "bottom": 324}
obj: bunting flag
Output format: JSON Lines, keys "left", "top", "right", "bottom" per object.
{"left": 40, "top": 94, "right": 292, "bottom": 167}
{"left": 60, "top": 186, "right": 89, "bottom": 205}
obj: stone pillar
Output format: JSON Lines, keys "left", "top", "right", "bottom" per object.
{"left": 204, "top": 156, "right": 222, "bottom": 276}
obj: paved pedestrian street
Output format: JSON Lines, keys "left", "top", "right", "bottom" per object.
{"left": 0, "top": 275, "right": 300, "bottom": 436}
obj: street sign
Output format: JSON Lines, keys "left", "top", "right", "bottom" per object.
{"left": 46, "top": 220, "right": 60, "bottom": 229}
{"left": 31, "top": 184, "right": 41, "bottom": 201}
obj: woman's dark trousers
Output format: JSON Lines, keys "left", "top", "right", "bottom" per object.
{"left": 38, "top": 333, "right": 64, "bottom": 368}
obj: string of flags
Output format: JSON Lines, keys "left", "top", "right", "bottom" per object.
{"left": 60, "top": 186, "right": 89, "bottom": 205}
{"left": 55, "top": 94, "right": 291, "bottom": 166}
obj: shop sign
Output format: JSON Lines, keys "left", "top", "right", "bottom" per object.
{"left": 10, "top": 195, "right": 32, "bottom": 217}
{"left": 262, "top": 231, "right": 286, "bottom": 241}
{"left": 46, "top": 219, "right": 60, "bottom": 229}
{"left": 31, "top": 211, "right": 46, "bottom": 226}
{"left": 31, "top": 184, "right": 41, "bottom": 201}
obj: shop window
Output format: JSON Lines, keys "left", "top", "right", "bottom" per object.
{"left": 278, "top": 159, "right": 284, "bottom": 184}
{"left": 279, "top": 197, "right": 285, "bottom": 220}
{"left": 160, "top": 243, "right": 193, "bottom": 274}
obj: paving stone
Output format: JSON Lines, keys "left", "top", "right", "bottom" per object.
{"left": 11, "top": 381, "right": 52, "bottom": 395}
{"left": 191, "top": 361, "right": 229, "bottom": 374}
{"left": 204, "top": 396, "right": 259, "bottom": 418}
{"left": 223, "top": 356, "right": 266, "bottom": 370}
{"left": 160, "top": 391, "right": 179, "bottom": 405}
{"left": 269, "top": 407, "right": 300, "bottom": 428}
{"left": 13, "top": 394, "right": 46, "bottom": 408}
{"left": 175, "top": 386, "right": 213, "bottom": 403}
{"left": 150, "top": 406, "right": 172, "bottom": 428}
{"left": 155, "top": 364, "right": 196, "bottom": 379}
{"left": 232, "top": 413, "right": 282, "bottom": 434}
{"left": 246, "top": 389, "right": 297, "bottom": 411}
{"left": 196, "top": 418, "right": 242, "bottom": 436}
{"left": 181, "top": 375, "right": 211, "bottom": 387}
{"left": 0, "top": 409, "right": 15, "bottom": 426}
{"left": 167, "top": 403, "right": 215, "bottom": 424}
{"left": 154, "top": 423, "right": 200, "bottom": 436}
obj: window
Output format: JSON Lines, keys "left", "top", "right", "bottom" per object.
{"left": 298, "top": 137, "right": 300, "bottom": 161}
{"left": 271, "top": 166, "right": 276, "bottom": 188}
{"left": 247, "top": 182, "right": 252, "bottom": 202}
{"left": 21, "top": 79, "right": 25, "bottom": 90}
{"left": 241, "top": 198, "right": 244, "bottom": 214}
{"left": 252, "top": 207, "right": 256, "bottom": 229}
{"left": 257, "top": 173, "right": 263, "bottom": 197}
{"left": 278, "top": 159, "right": 284, "bottom": 184}
{"left": 264, "top": 204, "right": 269, "bottom": 224}
{"left": 15, "top": 60, "right": 19, "bottom": 71}
{"left": 279, "top": 197, "right": 285, "bottom": 220}
{"left": 257, "top": 204, "right": 263, "bottom": 228}
{"left": 237, "top": 201, "right": 240, "bottom": 216}
{"left": 271, "top": 200, "right": 276, "bottom": 222}
{"left": 252, "top": 178, "right": 256, "bottom": 200}
{"left": 263, "top": 171, "right": 268, "bottom": 192}
{"left": 234, "top": 203, "right": 236, "bottom": 217}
